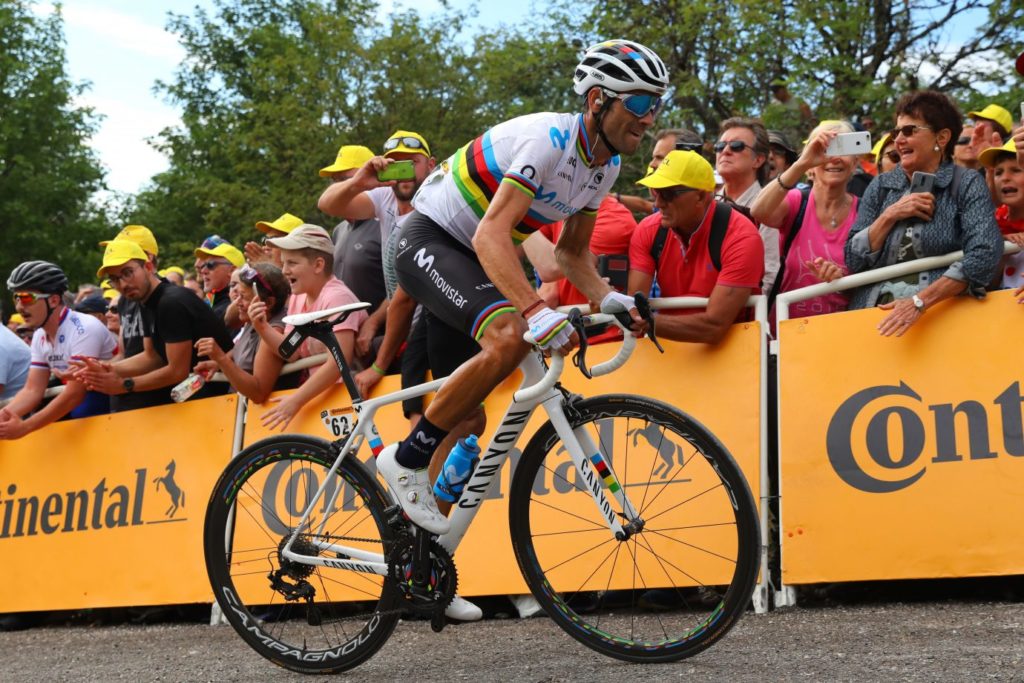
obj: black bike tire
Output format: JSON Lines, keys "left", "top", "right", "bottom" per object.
{"left": 203, "top": 434, "right": 399, "bottom": 674}
{"left": 508, "top": 394, "right": 760, "bottom": 663}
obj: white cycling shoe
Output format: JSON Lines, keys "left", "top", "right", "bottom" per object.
{"left": 445, "top": 595, "right": 483, "bottom": 621}
{"left": 377, "top": 444, "right": 450, "bottom": 535}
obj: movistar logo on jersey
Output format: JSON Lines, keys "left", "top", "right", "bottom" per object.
{"left": 535, "top": 185, "right": 575, "bottom": 216}
{"left": 414, "top": 248, "right": 434, "bottom": 271}
{"left": 549, "top": 127, "right": 571, "bottom": 150}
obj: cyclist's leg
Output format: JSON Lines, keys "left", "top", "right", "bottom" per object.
{"left": 423, "top": 308, "right": 487, "bottom": 515}
{"left": 378, "top": 212, "right": 529, "bottom": 532}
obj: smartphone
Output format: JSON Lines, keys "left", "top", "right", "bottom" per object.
{"left": 597, "top": 253, "right": 629, "bottom": 291}
{"left": 909, "top": 171, "right": 936, "bottom": 194}
{"left": 825, "top": 131, "right": 872, "bottom": 156}
{"left": 1019, "top": 102, "right": 1024, "bottom": 123}
{"left": 377, "top": 160, "right": 416, "bottom": 182}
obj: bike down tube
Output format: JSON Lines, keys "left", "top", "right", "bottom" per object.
{"left": 436, "top": 352, "right": 551, "bottom": 554}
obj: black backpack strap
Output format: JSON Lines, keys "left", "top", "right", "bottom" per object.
{"left": 767, "top": 186, "right": 811, "bottom": 309}
{"left": 650, "top": 225, "right": 669, "bottom": 267}
{"left": 708, "top": 202, "right": 733, "bottom": 271}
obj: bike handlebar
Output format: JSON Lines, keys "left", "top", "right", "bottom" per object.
{"left": 513, "top": 311, "right": 640, "bottom": 404}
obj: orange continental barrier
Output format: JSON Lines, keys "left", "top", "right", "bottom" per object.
{"left": 0, "top": 323, "right": 761, "bottom": 613}
{"left": 242, "top": 324, "right": 762, "bottom": 597}
{"left": 0, "top": 396, "right": 237, "bottom": 612}
{"left": 778, "top": 290, "right": 1024, "bottom": 585}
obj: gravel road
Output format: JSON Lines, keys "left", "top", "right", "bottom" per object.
{"left": 4, "top": 596, "right": 1023, "bottom": 681}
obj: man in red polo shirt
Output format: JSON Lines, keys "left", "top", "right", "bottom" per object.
{"left": 628, "top": 150, "right": 763, "bottom": 343}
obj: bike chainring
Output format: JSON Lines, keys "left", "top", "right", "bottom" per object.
{"left": 386, "top": 535, "right": 457, "bottom": 617}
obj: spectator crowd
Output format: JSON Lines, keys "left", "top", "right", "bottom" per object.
{"left": 2, "top": 87, "right": 1020, "bottom": 441}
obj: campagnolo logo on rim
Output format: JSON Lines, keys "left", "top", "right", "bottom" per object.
{"left": 826, "top": 381, "right": 1024, "bottom": 493}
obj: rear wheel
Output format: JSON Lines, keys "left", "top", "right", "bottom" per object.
{"left": 509, "top": 395, "right": 759, "bottom": 663}
{"left": 204, "top": 435, "right": 399, "bottom": 674}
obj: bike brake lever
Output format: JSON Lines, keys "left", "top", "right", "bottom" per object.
{"left": 634, "top": 293, "right": 664, "bottom": 354}
{"left": 568, "top": 308, "right": 593, "bottom": 379}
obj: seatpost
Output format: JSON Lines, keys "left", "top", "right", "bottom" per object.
{"left": 297, "top": 319, "right": 363, "bottom": 403}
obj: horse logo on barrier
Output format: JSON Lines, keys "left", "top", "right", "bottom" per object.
{"left": 629, "top": 425, "right": 685, "bottom": 479}
{"left": 153, "top": 460, "right": 185, "bottom": 518}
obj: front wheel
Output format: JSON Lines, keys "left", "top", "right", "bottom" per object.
{"left": 509, "top": 395, "right": 759, "bottom": 663}
{"left": 204, "top": 434, "right": 399, "bottom": 674}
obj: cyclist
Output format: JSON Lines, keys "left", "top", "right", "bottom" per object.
{"left": 377, "top": 39, "right": 667, "bottom": 534}
{"left": 0, "top": 261, "right": 116, "bottom": 439}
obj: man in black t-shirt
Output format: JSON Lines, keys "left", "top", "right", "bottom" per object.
{"left": 77, "top": 240, "right": 234, "bottom": 401}
{"left": 98, "top": 225, "right": 172, "bottom": 411}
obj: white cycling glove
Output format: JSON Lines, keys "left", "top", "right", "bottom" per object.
{"left": 526, "top": 306, "right": 573, "bottom": 352}
{"left": 600, "top": 291, "right": 637, "bottom": 315}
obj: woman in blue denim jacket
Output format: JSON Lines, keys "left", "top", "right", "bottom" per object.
{"left": 844, "top": 91, "right": 1002, "bottom": 336}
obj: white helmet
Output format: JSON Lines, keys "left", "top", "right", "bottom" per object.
{"left": 573, "top": 39, "right": 669, "bottom": 97}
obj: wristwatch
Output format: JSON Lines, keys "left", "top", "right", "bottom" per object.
{"left": 911, "top": 294, "right": 926, "bottom": 313}
{"left": 122, "top": 378, "right": 135, "bottom": 393}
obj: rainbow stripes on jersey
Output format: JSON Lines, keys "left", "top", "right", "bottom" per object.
{"left": 590, "top": 452, "right": 621, "bottom": 493}
{"left": 450, "top": 131, "right": 550, "bottom": 244}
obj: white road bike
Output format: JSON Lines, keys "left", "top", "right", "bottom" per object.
{"left": 203, "top": 298, "right": 759, "bottom": 674}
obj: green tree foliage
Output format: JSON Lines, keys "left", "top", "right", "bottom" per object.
{"left": 129, "top": 0, "right": 582, "bottom": 269}
{"left": 0, "top": 1, "right": 109, "bottom": 316}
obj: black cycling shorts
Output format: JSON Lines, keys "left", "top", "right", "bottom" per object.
{"left": 394, "top": 211, "right": 517, "bottom": 340}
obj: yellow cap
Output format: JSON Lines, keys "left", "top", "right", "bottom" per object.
{"left": 98, "top": 239, "right": 148, "bottom": 278}
{"left": 157, "top": 266, "right": 186, "bottom": 278}
{"left": 968, "top": 104, "right": 1013, "bottom": 134}
{"left": 194, "top": 242, "right": 245, "bottom": 268}
{"left": 99, "top": 225, "right": 158, "bottom": 256}
{"left": 319, "top": 145, "right": 375, "bottom": 177}
{"left": 871, "top": 133, "right": 891, "bottom": 160}
{"left": 635, "top": 150, "right": 715, "bottom": 192}
{"left": 382, "top": 130, "right": 430, "bottom": 158}
{"left": 255, "top": 212, "right": 304, "bottom": 235}
{"left": 9, "top": 313, "right": 25, "bottom": 325}
{"left": 102, "top": 288, "right": 118, "bottom": 300}
{"left": 979, "top": 139, "right": 1017, "bottom": 168}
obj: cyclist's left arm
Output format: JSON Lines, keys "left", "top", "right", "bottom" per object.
{"left": 554, "top": 211, "right": 611, "bottom": 306}
{"left": 472, "top": 183, "right": 548, "bottom": 313}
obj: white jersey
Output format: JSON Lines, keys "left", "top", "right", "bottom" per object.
{"left": 412, "top": 112, "right": 620, "bottom": 248}
{"left": 30, "top": 308, "right": 116, "bottom": 374}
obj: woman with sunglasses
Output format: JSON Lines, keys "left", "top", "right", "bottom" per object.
{"left": 842, "top": 91, "right": 1002, "bottom": 336}
{"left": 750, "top": 120, "right": 861, "bottom": 319}
{"left": 874, "top": 133, "right": 899, "bottom": 174}
{"left": 194, "top": 263, "right": 297, "bottom": 402}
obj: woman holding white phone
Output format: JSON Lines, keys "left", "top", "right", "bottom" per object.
{"left": 750, "top": 120, "right": 860, "bottom": 319}
{"left": 843, "top": 90, "right": 1002, "bottom": 336}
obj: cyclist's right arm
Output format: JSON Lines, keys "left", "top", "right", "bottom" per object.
{"left": 317, "top": 157, "right": 392, "bottom": 220}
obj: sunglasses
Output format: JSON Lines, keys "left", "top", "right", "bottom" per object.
{"left": 602, "top": 89, "right": 664, "bottom": 118}
{"left": 16, "top": 328, "right": 33, "bottom": 339}
{"left": 651, "top": 186, "right": 695, "bottom": 202}
{"left": 199, "top": 260, "right": 231, "bottom": 272}
{"left": 955, "top": 136, "right": 971, "bottom": 146}
{"left": 383, "top": 136, "right": 430, "bottom": 156}
{"left": 12, "top": 291, "right": 46, "bottom": 306}
{"left": 885, "top": 150, "right": 901, "bottom": 164}
{"left": 239, "top": 264, "right": 274, "bottom": 299}
{"left": 889, "top": 124, "right": 932, "bottom": 140}
{"left": 108, "top": 305, "right": 119, "bottom": 314}
{"left": 714, "top": 140, "right": 754, "bottom": 154}
{"left": 674, "top": 140, "right": 703, "bottom": 152}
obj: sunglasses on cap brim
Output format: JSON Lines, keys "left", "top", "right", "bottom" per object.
{"left": 383, "top": 137, "right": 429, "bottom": 155}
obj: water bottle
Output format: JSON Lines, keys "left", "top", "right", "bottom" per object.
{"left": 433, "top": 435, "right": 481, "bottom": 503}
{"left": 170, "top": 372, "right": 206, "bottom": 403}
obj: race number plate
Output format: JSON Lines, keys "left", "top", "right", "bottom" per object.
{"left": 320, "top": 407, "right": 354, "bottom": 438}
